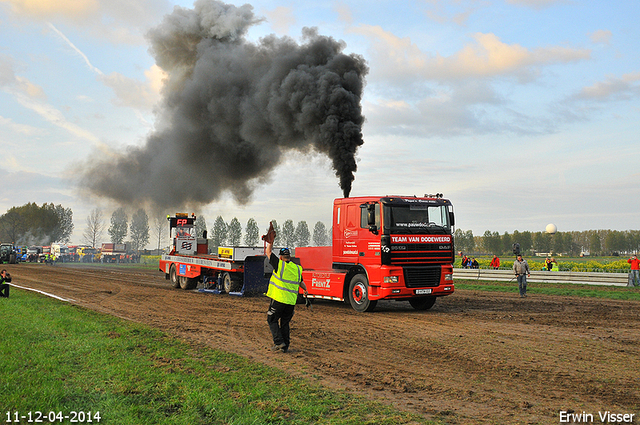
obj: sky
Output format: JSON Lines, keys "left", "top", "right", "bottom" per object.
{"left": 1, "top": 0, "right": 639, "bottom": 248}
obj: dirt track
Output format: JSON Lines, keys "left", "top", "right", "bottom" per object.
{"left": 6, "top": 263, "right": 640, "bottom": 424}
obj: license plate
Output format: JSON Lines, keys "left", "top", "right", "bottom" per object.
{"left": 415, "top": 289, "right": 432, "bottom": 295}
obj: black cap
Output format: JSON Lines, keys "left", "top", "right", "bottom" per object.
{"left": 279, "top": 248, "right": 290, "bottom": 256}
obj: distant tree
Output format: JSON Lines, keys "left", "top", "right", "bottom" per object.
{"left": 50, "top": 204, "right": 73, "bottom": 243}
{"left": 153, "top": 214, "right": 167, "bottom": 251}
{"left": 244, "top": 218, "right": 259, "bottom": 246}
{"left": 605, "top": 230, "right": 625, "bottom": 254}
{"left": 533, "top": 232, "right": 551, "bottom": 253}
{"left": 0, "top": 202, "right": 73, "bottom": 245}
{"left": 482, "top": 230, "right": 501, "bottom": 254}
{"left": 129, "top": 209, "right": 150, "bottom": 251}
{"left": 82, "top": 208, "right": 105, "bottom": 248}
{"left": 108, "top": 208, "right": 128, "bottom": 244}
{"left": 501, "top": 231, "right": 512, "bottom": 254}
{"left": 211, "top": 216, "right": 227, "bottom": 248}
{"left": 281, "top": 219, "right": 296, "bottom": 248}
{"left": 295, "top": 221, "right": 310, "bottom": 247}
{"left": 228, "top": 218, "right": 242, "bottom": 246}
{"left": 0, "top": 208, "right": 25, "bottom": 243}
{"left": 195, "top": 215, "right": 208, "bottom": 238}
{"left": 313, "top": 221, "right": 328, "bottom": 246}
{"left": 552, "top": 232, "right": 566, "bottom": 254}
{"left": 454, "top": 229, "right": 475, "bottom": 253}
{"left": 589, "top": 232, "right": 602, "bottom": 255}
{"left": 519, "top": 231, "right": 533, "bottom": 254}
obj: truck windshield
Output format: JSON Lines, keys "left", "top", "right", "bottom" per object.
{"left": 385, "top": 204, "right": 450, "bottom": 234}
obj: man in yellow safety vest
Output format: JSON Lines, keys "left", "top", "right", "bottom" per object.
{"left": 265, "top": 240, "right": 308, "bottom": 353}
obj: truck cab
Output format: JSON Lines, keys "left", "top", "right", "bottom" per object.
{"left": 296, "top": 195, "right": 455, "bottom": 312}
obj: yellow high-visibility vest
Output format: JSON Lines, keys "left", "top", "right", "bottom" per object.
{"left": 267, "top": 259, "right": 302, "bottom": 305}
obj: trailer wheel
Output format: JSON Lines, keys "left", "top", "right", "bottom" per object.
{"left": 409, "top": 296, "right": 437, "bottom": 311}
{"left": 348, "top": 274, "right": 377, "bottom": 312}
{"left": 222, "top": 272, "right": 242, "bottom": 293}
{"left": 179, "top": 275, "right": 198, "bottom": 290}
{"left": 169, "top": 265, "right": 180, "bottom": 288}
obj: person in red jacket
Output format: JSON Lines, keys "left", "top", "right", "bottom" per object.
{"left": 489, "top": 255, "right": 500, "bottom": 270}
{"left": 627, "top": 255, "right": 640, "bottom": 287}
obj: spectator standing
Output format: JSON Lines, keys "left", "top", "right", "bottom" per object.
{"left": 545, "top": 257, "right": 552, "bottom": 271}
{"left": 0, "top": 269, "right": 11, "bottom": 298}
{"left": 627, "top": 255, "right": 640, "bottom": 287}
{"left": 513, "top": 255, "right": 531, "bottom": 297}
{"left": 489, "top": 255, "right": 500, "bottom": 270}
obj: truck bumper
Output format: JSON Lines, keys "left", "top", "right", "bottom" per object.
{"left": 368, "top": 265, "right": 455, "bottom": 300}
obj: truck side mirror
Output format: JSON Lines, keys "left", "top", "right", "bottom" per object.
{"left": 367, "top": 204, "right": 378, "bottom": 235}
{"left": 449, "top": 211, "right": 455, "bottom": 227}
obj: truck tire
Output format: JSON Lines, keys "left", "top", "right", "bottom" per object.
{"left": 409, "top": 296, "right": 437, "bottom": 310}
{"left": 222, "top": 272, "right": 242, "bottom": 293}
{"left": 179, "top": 275, "right": 198, "bottom": 290}
{"left": 348, "top": 274, "right": 377, "bottom": 312}
{"left": 169, "top": 264, "right": 180, "bottom": 288}
{"left": 9, "top": 253, "right": 16, "bottom": 264}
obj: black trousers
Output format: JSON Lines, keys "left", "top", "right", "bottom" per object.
{"left": 0, "top": 283, "right": 9, "bottom": 298}
{"left": 267, "top": 299, "right": 295, "bottom": 348}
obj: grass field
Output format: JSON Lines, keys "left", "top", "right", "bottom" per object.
{"left": 455, "top": 279, "right": 640, "bottom": 301}
{"left": 0, "top": 290, "right": 426, "bottom": 425}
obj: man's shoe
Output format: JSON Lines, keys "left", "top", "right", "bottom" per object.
{"left": 271, "top": 343, "right": 286, "bottom": 352}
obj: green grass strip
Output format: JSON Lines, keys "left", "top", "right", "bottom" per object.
{"left": 0, "top": 290, "right": 431, "bottom": 425}
{"left": 455, "top": 279, "right": 640, "bottom": 301}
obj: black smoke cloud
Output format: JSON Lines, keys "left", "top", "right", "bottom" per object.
{"left": 78, "top": 0, "right": 367, "bottom": 209}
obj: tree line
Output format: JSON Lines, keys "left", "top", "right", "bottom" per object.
{"left": 0, "top": 203, "right": 73, "bottom": 245}
{"left": 0, "top": 202, "right": 331, "bottom": 251}
{"left": 6, "top": 202, "right": 637, "bottom": 256}
{"left": 454, "top": 228, "right": 640, "bottom": 256}
{"left": 192, "top": 216, "right": 330, "bottom": 249}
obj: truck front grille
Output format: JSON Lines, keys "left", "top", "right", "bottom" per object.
{"left": 403, "top": 266, "right": 442, "bottom": 288}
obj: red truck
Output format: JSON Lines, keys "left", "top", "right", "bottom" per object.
{"left": 297, "top": 195, "right": 455, "bottom": 311}
{"left": 159, "top": 195, "right": 455, "bottom": 312}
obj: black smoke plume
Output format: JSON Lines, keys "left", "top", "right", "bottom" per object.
{"left": 78, "top": 0, "right": 367, "bottom": 209}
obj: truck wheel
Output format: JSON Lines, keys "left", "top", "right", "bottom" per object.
{"left": 222, "top": 272, "right": 242, "bottom": 293}
{"left": 9, "top": 254, "right": 16, "bottom": 264}
{"left": 179, "top": 275, "right": 198, "bottom": 290}
{"left": 409, "top": 296, "right": 437, "bottom": 310}
{"left": 348, "top": 274, "right": 377, "bottom": 312}
{"left": 169, "top": 265, "right": 180, "bottom": 288}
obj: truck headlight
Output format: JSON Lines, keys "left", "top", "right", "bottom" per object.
{"left": 444, "top": 273, "right": 453, "bottom": 281}
{"left": 384, "top": 276, "right": 399, "bottom": 283}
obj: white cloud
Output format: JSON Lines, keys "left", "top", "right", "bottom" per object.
{"left": 0, "top": 54, "right": 46, "bottom": 98}
{"left": 100, "top": 65, "right": 165, "bottom": 110}
{"left": 12, "top": 91, "right": 100, "bottom": 143}
{"left": 423, "top": 0, "right": 482, "bottom": 26}
{"left": 589, "top": 29, "right": 612, "bottom": 45}
{"left": 351, "top": 27, "right": 590, "bottom": 83}
{"left": 573, "top": 72, "right": 640, "bottom": 102}
{"left": 505, "top": 0, "right": 573, "bottom": 10}
{"left": 0, "top": 0, "right": 172, "bottom": 45}
{"left": 0, "top": 115, "right": 43, "bottom": 136}
{"left": 264, "top": 6, "right": 295, "bottom": 35}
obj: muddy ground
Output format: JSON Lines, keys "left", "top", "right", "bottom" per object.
{"left": 5, "top": 263, "right": 640, "bottom": 424}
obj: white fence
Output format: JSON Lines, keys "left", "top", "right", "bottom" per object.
{"left": 454, "top": 268, "right": 630, "bottom": 287}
